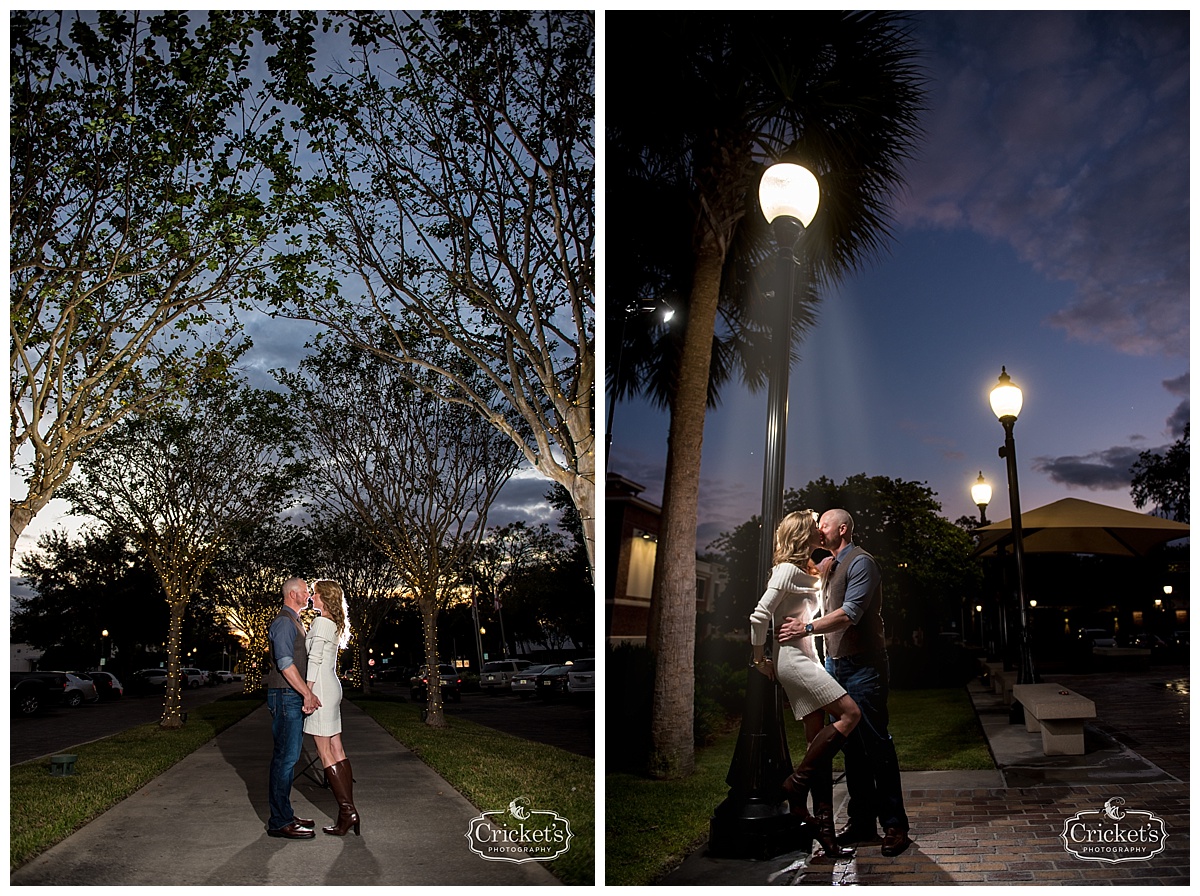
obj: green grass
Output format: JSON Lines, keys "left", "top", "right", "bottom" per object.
{"left": 351, "top": 694, "right": 595, "bottom": 886}
{"left": 10, "top": 695, "right": 262, "bottom": 871}
{"left": 606, "top": 687, "right": 992, "bottom": 886}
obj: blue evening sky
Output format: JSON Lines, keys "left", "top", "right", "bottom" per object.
{"left": 604, "top": 10, "right": 1190, "bottom": 553}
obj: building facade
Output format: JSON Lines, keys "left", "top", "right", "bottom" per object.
{"left": 606, "top": 473, "right": 725, "bottom": 646}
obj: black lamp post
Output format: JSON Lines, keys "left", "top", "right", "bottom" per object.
{"left": 709, "top": 162, "right": 820, "bottom": 860}
{"left": 605, "top": 299, "right": 674, "bottom": 471}
{"left": 971, "top": 471, "right": 992, "bottom": 525}
{"left": 990, "top": 366, "right": 1036, "bottom": 687}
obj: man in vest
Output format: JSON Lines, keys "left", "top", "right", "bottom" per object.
{"left": 265, "top": 576, "right": 322, "bottom": 839}
{"left": 778, "top": 508, "right": 912, "bottom": 857}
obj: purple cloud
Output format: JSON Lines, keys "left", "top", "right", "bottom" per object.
{"left": 903, "top": 12, "right": 1189, "bottom": 358}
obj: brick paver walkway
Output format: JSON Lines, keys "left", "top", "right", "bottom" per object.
{"left": 662, "top": 666, "right": 1189, "bottom": 886}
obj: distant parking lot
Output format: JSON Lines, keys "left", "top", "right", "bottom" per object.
{"left": 12, "top": 681, "right": 594, "bottom": 764}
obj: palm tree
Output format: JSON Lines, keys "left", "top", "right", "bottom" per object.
{"left": 607, "top": 12, "right": 926, "bottom": 778}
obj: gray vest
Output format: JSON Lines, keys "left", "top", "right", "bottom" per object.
{"left": 264, "top": 607, "right": 307, "bottom": 690}
{"left": 822, "top": 544, "right": 887, "bottom": 659}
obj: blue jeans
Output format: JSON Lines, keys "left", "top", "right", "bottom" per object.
{"left": 826, "top": 651, "right": 909, "bottom": 832}
{"left": 267, "top": 688, "right": 305, "bottom": 830}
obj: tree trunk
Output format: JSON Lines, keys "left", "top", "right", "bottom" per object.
{"left": 160, "top": 598, "right": 187, "bottom": 729}
{"left": 359, "top": 641, "right": 372, "bottom": 695}
{"left": 420, "top": 597, "right": 447, "bottom": 728}
{"left": 647, "top": 242, "right": 726, "bottom": 778}
{"left": 9, "top": 493, "right": 50, "bottom": 565}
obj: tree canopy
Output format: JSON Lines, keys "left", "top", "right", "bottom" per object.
{"left": 262, "top": 10, "right": 597, "bottom": 571}
{"left": 10, "top": 11, "right": 303, "bottom": 559}
{"left": 1130, "top": 424, "right": 1188, "bottom": 523}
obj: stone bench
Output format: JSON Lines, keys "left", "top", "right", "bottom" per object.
{"left": 1012, "top": 683, "right": 1096, "bottom": 756}
{"left": 981, "top": 660, "right": 1003, "bottom": 688}
{"left": 990, "top": 669, "right": 1018, "bottom": 705}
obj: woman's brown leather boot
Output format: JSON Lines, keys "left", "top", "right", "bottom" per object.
{"left": 781, "top": 725, "right": 847, "bottom": 822}
{"left": 322, "top": 759, "right": 361, "bottom": 836}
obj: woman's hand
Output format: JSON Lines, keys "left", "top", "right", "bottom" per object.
{"left": 751, "top": 657, "right": 775, "bottom": 680}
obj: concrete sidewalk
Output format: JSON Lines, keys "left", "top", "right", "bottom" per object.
{"left": 11, "top": 700, "right": 561, "bottom": 886}
{"left": 660, "top": 668, "right": 1190, "bottom": 885}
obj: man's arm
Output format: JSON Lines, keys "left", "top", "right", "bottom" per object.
{"left": 778, "top": 607, "right": 853, "bottom": 641}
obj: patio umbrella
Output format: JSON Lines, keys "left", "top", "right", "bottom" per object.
{"left": 972, "top": 497, "right": 1189, "bottom": 557}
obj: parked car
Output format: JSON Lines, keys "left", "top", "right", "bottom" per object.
{"left": 87, "top": 670, "right": 124, "bottom": 700}
{"left": 1077, "top": 628, "right": 1116, "bottom": 648}
{"left": 480, "top": 659, "right": 532, "bottom": 694}
{"left": 212, "top": 670, "right": 235, "bottom": 684}
{"left": 536, "top": 664, "right": 571, "bottom": 699}
{"left": 63, "top": 671, "right": 99, "bottom": 707}
{"left": 128, "top": 668, "right": 169, "bottom": 694}
{"left": 11, "top": 671, "right": 70, "bottom": 716}
{"left": 511, "top": 664, "right": 553, "bottom": 699}
{"left": 1171, "top": 630, "right": 1189, "bottom": 649}
{"left": 181, "top": 668, "right": 207, "bottom": 688}
{"left": 566, "top": 658, "right": 595, "bottom": 697}
{"left": 409, "top": 664, "right": 462, "bottom": 703}
{"left": 1122, "top": 632, "right": 1167, "bottom": 651}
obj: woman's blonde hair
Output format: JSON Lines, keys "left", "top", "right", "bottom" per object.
{"left": 313, "top": 579, "right": 348, "bottom": 646}
{"left": 772, "top": 510, "right": 818, "bottom": 568}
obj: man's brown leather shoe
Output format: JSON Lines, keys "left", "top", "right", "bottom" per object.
{"left": 294, "top": 817, "right": 314, "bottom": 829}
{"left": 268, "top": 821, "right": 315, "bottom": 840}
{"left": 881, "top": 827, "right": 912, "bottom": 857}
{"left": 835, "top": 821, "right": 879, "bottom": 848}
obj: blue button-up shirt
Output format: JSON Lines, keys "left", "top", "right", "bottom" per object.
{"left": 268, "top": 606, "right": 302, "bottom": 675}
{"left": 835, "top": 543, "right": 880, "bottom": 625}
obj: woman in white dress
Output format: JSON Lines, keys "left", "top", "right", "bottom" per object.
{"left": 750, "top": 510, "right": 860, "bottom": 857}
{"left": 304, "top": 579, "right": 359, "bottom": 836}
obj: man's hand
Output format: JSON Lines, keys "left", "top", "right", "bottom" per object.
{"left": 303, "top": 691, "right": 321, "bottom": 714}
{"left": 778, "top": 615, "right": 808, "bottom": 641}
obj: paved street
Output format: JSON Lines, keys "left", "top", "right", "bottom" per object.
{"left": 12, "top": 683, "right": 593, "bottom": 765}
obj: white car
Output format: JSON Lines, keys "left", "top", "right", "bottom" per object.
{"left": 566, "top": 658, "right": 595, "bottom": 697}
{"left": 63, "top": 671, "right": 100, "bottom": 707}
{"left": 181, "top": 668, "right": 207, "bottom": 688}
{"left": 510, "top": 664, "right": 552, "bottom": 699}
{"left": 480, "top": 659, "right": 532, "bottom": 693}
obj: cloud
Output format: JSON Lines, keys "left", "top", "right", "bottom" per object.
{"left": 1032, "top": 444, "right": 1147, "bottom": 491}
{"left": 1166, "top": 401, "right": 1189, "bottom": 438}
{"left": 903, "top": 12, "right": 1189, "bottom": 358}
{"left": 1163, "top": 372, "right": 1188, "bottom": 396}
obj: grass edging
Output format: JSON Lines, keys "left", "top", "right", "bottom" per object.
{"left": 10, "top": 695, "right": 262, "bottom": 871}
{"left": 350, "top": 694, "right": 595, "bottom": 886}
{"left": 606, "top": 686, "right": 993, "bottom": 886}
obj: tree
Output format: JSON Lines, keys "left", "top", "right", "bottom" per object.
{"left": 608, "top": 12, "right": 926, "bottom": 777}
{"left": 710, "top": 475, "right": 981, "bottom": 642}
{"left": 10, "top": 11, "right": 302, "bottom": 560}
{"left": 14, "top": 526, "right": 167, "bottom": 669}
{"left": 303, "top": 515, "right": 407, "bottom": 695}
{"left": 279, "top": 340, "right": 521, "bottom": 727}
{"left": 263, "top": 10, "right": 596, "bottom": 572}
{"left": 207, "top": 518, "right": 309, "bottom": 693}
{"left": 58, "top": 380, "right": 306, "bottom": 728}
{"left": 1130, "top": 425, "right": 1189, "bottom": 522}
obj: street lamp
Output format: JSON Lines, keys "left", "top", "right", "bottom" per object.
{"left": 971, "top": 472, "right": 992, "bottom": 525}
{"left": 605, "top": 298, "right": 675, "bottom": 470}
{"left": 100, "top": 629, "right": 110, "bottom": 670}
{"left": 710, "top": 161, "right": 820, "bottom": 861}
{"left": 990, "top": 366, "right": 1036, "bottom": 688}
